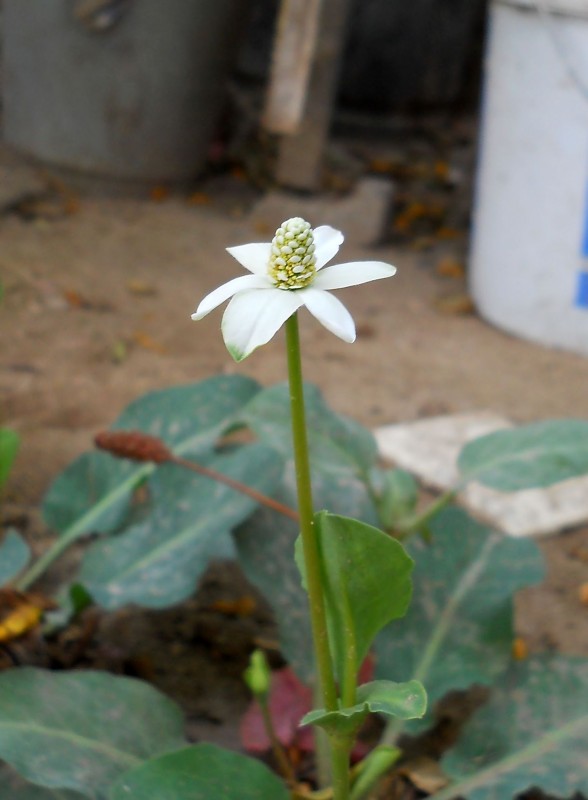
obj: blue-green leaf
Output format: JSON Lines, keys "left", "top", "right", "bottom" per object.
{"left": 437, "top": 656, "right": 588, "bottom": 800}
{"left": 240, "top": 382, "right": 378, "bottom": 477}
{"left": 458, "top": 419, "right": 588, "bottom": 491}
{"left": 0, "top": 529, "right": 31, "bottom": 586}
{"left": 0, "top": 764, "right": 86, "bottom": 798}
{"left": 42, "top": 376, "right": 261, "bottom": 537}
{"left": 79, "top": 444, "right": 283, "bottom": 609}
{"left": 0, "top": 668, "right": 186, "bottom": 798}
{"left": 108, "top": 743, "right": 290, "bottom": 800}
{"left": 376, "top": 507, "right": 545, "bottom": 738}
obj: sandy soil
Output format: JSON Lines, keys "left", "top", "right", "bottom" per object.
{"left": 1, "top": 153, "right": 588, "bottom": 757}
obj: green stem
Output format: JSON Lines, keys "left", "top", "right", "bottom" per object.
{"left": 285, "top": 314, "right": 338, "bottom": 713}
{"left": 330, "top": 738, "right": 353, "bottom": 800}
{"left": 397, "top": 488, "right": 456, "bottom": 537}
{"left": 286, "top": 314, "right": 353, "bottom": 799}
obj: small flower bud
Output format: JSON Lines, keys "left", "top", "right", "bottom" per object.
{"left": 243, "top": 649, "right": 271, "bottom": 699}
{"left": 94, "top": 430, "right": 172, "bottom": 463}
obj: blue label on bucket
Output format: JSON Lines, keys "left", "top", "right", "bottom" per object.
{"left": 576, "top": 270, "right": 588, "bottom": 308}
{"left": 576, "top": 180, "right": 588, "bottom": 308}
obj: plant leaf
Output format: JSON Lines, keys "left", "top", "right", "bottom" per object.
{"left": 42, "top": 375, "right": 261, "bottom": 536}
{"left": 0, "top": 427, "right": 20, "bottom": 490}
{"left": 240, "top": 382, "right": 378, "bottom": 477}
{"left": 306, "top": 512, "right": 413, "bottom": 683}
{"left": 376, "top": 507, "right": 545, "bottom": 737}
{"left": 0, "top": 764, "right": 86, "bottom": 798}
{"left": 234, "top": 461, "right": 379, "bottom": 683}
{"left": 79, "top": 444, "right": 283, "bottom": 609}
{"left": 302, "top": 680, "right": 427, "bottom": 737}
{"left": 436, "top": 655, "right": 588, "bottom": 800}
{"left": 0, "top": 529, "right": 31, "bottom": 585}
{"left": 108, "top": 743, "right": 290, "bottom": 800}
{"left": 458, "top": 419, "right": 588, "bottom": 490}
{"left": 0, "top": 668, "right": 186, "bottom": 798}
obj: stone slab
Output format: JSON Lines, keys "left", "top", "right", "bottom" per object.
{"left": 251, "top": 176, "right": 394, "bottom": 246}
{"left": 374, "top": 412, "right": 588, "bottom": 538}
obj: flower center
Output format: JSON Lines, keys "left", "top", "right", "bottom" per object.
{"left": 268, "top": 217, "right": 317, "bottom": 290}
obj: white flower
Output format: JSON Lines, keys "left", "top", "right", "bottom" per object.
{"left": 191, "top": 217, "right": 396, "bottom": 361}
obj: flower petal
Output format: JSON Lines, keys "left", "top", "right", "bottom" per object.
{"left": 226, "top": 243, "right": 272, "bottom": 275}
{"left": 302, "top": 288, "right": 356, "bottom": 343}
{"left": 313, "top": 226, "right": 344, "bottom": 269}
{"left": 313, "top": 261, "right": 396, "bottom": 290}
{"left": 221, "top": 288, "right": 306, "bottom": 361}
{"left": 191, "top": 274, "right": 269, "bottom": 320}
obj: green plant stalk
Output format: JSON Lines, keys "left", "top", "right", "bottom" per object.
{"left": 286, "top": 314, "right": 350, "bottom": 796}
{"left": 285, "top": 314, "right": 338, "bottom": 713}
{"left": 330, "top": 737, "right": 353, "bottom": 800}
{"left": 397, "top": 488, "right": 456, "bottom": 536}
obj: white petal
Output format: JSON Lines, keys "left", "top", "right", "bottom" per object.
{"left": 221, "top": 288, "right": 306, "bottom": 361}
{"left": 302, "top": 288, "right": 356, "bottom": 343}
{"left": 191, "top": 274, "right": 269, "bottom": 320}
{"left": 313, "top": 260, "right": 396, "bottom": 290}
{"left": 226, "top": 243, "right": 272, "bottom": 275}
{"left": 313, "top": 226, "right": 344, "bottom": 269}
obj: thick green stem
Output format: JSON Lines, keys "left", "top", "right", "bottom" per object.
{"left": 330, "top": 738, "right": 353, "bottom": 800}
{"left": 286, "top": 314, "right": 352, "bottom": 799}
{"left": 285, "top": 314, "right": 337, "bottom": 713}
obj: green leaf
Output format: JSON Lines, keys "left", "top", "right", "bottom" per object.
{"left": 0, "top": 529, "right": 31, "bottom": 585}
{"left": 376, "top": 507, "right": 545, "bottom": 737}
{"left": 240, "top": 382, "right": 378, "bottom": 477}
{"left": 108, "top": 743, "right": 290, "bottom": 800}
{"left": 437, "top": 655, "right": 588, "bottom": 800}
{"left": 79, "top": 444, "right": 283, "bottom": 609}
{"left": 458, "top": 419, "right": 588, "bottom": 491}
{"left": 307, "top": 512, "right": 413, "bottom": 683}
{"left": 0, "top": 764, "right": 86, "bottom": 798}
{"left": 0, "top": 668, "right": 186, "bottom": 798}
{"left": 0, "top": 427, "right": 20, "bottom": 490}
{"left": 302, "top": 680, "right": 427, "bottom": 737}
{"left": 234, "top": 462, "right": 379, "bottom": 683}
{"left": 370, "top": 468, "right": 418, "bottom": 528}
{"left": 42, "top": 375, "right": 261, "bottom": 537}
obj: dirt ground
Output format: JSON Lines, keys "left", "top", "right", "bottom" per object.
{"left": 2, "top": 136, "right": 588, "bottom": 768}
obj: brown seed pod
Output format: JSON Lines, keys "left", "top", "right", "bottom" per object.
{"left": 94, "top": 430, "right": 172, "bottom": 464}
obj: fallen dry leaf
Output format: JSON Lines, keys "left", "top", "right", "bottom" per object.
{"left": 0, "top": 589, "right": 54, "bottom": 643}
{"left": 131, "top": 331, "right": 167, "bottom": 354}
{"left": 578, "top": 582, "right": 588, "bottom": 606}
{"left": 186, "top": 192, "right": 211, "bottom": 206}
{"left": 436, "top": 256, "right": 465, "bottom": 280}
{"left": 399, "top": 756, "right": 448, "bottom": 794}
{"left": 126, "top": 279, "right": 158, "bottom": 296}
{"left": 512, "top": 637, "right": 529, "bottom": 661}
{"left": 434, "top": 292, "right": 475, "bottom": 316}
{"left": 208, "top": 595, "right": 257, "bottom": 618}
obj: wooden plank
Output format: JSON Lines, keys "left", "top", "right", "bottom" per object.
{"left": 272, "top": 0, "right": 352, "bottom": 190}
{"left": 262, "top": 0, "right": 322, "bottom": 134}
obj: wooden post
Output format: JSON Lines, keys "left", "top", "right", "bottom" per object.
{"left": 263, "top": 0, "right": 352, "bottom": 191}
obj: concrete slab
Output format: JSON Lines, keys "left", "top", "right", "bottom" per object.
{"left": 374, "top": 412, "right": 588, "bottom": 538}
{"left": 251, "top": 176, "right": 394, "bottom": 246}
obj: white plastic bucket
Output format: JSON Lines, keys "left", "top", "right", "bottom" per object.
{"left": 470, "top": 0, "right": 588, "bottom": 355}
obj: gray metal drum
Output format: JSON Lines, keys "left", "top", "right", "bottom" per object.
{"left": 2, "top": 1, "right": 246, "bottom": 181}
